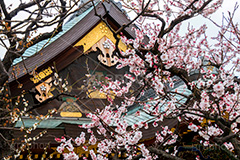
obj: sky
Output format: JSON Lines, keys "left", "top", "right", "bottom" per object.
{"left": 181, "top": 0, "right": 240, "bottom": 37}
{"left": 0, "top": 0, "right": 240, "bottom": 60}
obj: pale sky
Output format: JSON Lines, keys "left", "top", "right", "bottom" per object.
{"left": 0, "top": 0, "right": 240, "bottom": 60}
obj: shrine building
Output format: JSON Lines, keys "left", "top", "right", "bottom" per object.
{"left": 9, "top": 0, "right": 191, "bottom": 159}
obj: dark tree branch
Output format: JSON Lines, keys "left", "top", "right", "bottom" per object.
{"left": 0, "top": 0, "right": 10, "bottom": 20}
{"left": 9, "top": 0, "right": 45, "bottom": 18}
{"left": 230, "top": 138, "right": 240, "bottom": 158}
{"left": 0, "top": 60, "right": 8, "bottom": 87}
{"left": 142, "top": 13, "right": 166, "bottom": 38}
{"left": 163, "top": 0, "right": 213, "bottom": 36}
{"left": 148, "top": 147, "right": 184, "bottom": 160}
{"left": 213, "top": 133, "right": 237, "bottom": 144}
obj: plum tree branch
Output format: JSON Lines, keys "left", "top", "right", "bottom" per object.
{"left": 148, "top": 147, "right": 184, "bottom": 160}
{"left": 0, "top": 61, "right": 8, "bottom": 87}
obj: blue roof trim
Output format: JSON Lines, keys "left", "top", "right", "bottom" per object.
{"left": 13, "top": 6, "right": 94, "bottom": 65}
{"left": 124, "top": 83, "right": 192, "bottom": 125}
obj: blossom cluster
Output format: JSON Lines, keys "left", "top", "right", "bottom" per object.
{"left": 51, "top": 0, "right": 240, "bottom": 159}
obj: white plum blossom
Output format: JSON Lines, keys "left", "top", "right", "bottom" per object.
{"left": 139, "top": 144, "right": 151, "bottom": 158}
{"left": 207, "top": 126, "right": 223, "bottom": 136}
{"left": 89, "top": 134, "right": 97, "bottom": 145}
{"left": 199, "top": 131, "right": 210, "bottom": 141}
{"left": 160, "top": 53, "right": 168, "bottom": 61}
{"left": 50, "top": 0, "right": 240, "bottom": 159}
{"left": 152, "top": 76, "right": 164, "bottom": 94}
{"left": 213, "top": 82, "right": 225, "bottom": 97}
{"left": 63, "top": 152, "right": 79, "bottom": 160}
{"left": 75, "top": 132, "right": 85, "bottom": 146}
{"left": 156, "top": 132, "right": 164, "bottom": 142}
{"left": 188, "top": 123, "right": 199, "bottom": 132}
{"left": 56, "top": 145, "right": 64, "bottom": 154}
{"left": 90, "top": 150, "right": 97, "bottom": 160}
{"left": 224, "top": 142, "right": 234, "bottom": 152}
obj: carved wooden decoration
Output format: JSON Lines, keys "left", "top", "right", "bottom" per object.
{"left": 74, "top": 21, "right": 127, "bottom": 53}
{"left": 35, "top": 77, "right": 53, "bottom": 103}
{"left": 58, "top": 97, "right": 88, "bottom": 117}
{"left": 30, "top": 67, "right": 53, "bottom": 84}
{"left": 92, "top": 36, "right": 118, "bottom": 67}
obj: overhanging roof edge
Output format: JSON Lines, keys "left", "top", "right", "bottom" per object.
{"left": 8, "top": 2, "right": 103, "bottom": 82}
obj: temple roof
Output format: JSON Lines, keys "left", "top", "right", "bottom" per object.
{"left": 9, "top": 0, "right": 135, "bottom": 83}
{"left": 12, "top": 0, "right": 193, "bottom": 142}
{"left": 12, "top": 1, "right": 95, "bottom": 65}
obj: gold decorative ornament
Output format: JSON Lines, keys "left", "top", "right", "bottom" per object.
{"left": 92, "top": 36, "right": 118, "bottom": 67}
{"left": 30, "top": 67, "right": 53, "bottom": 84}
{"left": 35, "top": 77, "right": 54, "bottom": 102}
{"left": 74, "top": 21, "right": 127, "bottom": 53}
{"left": 58, "top": 97, "right": 88, "bottom": 117}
